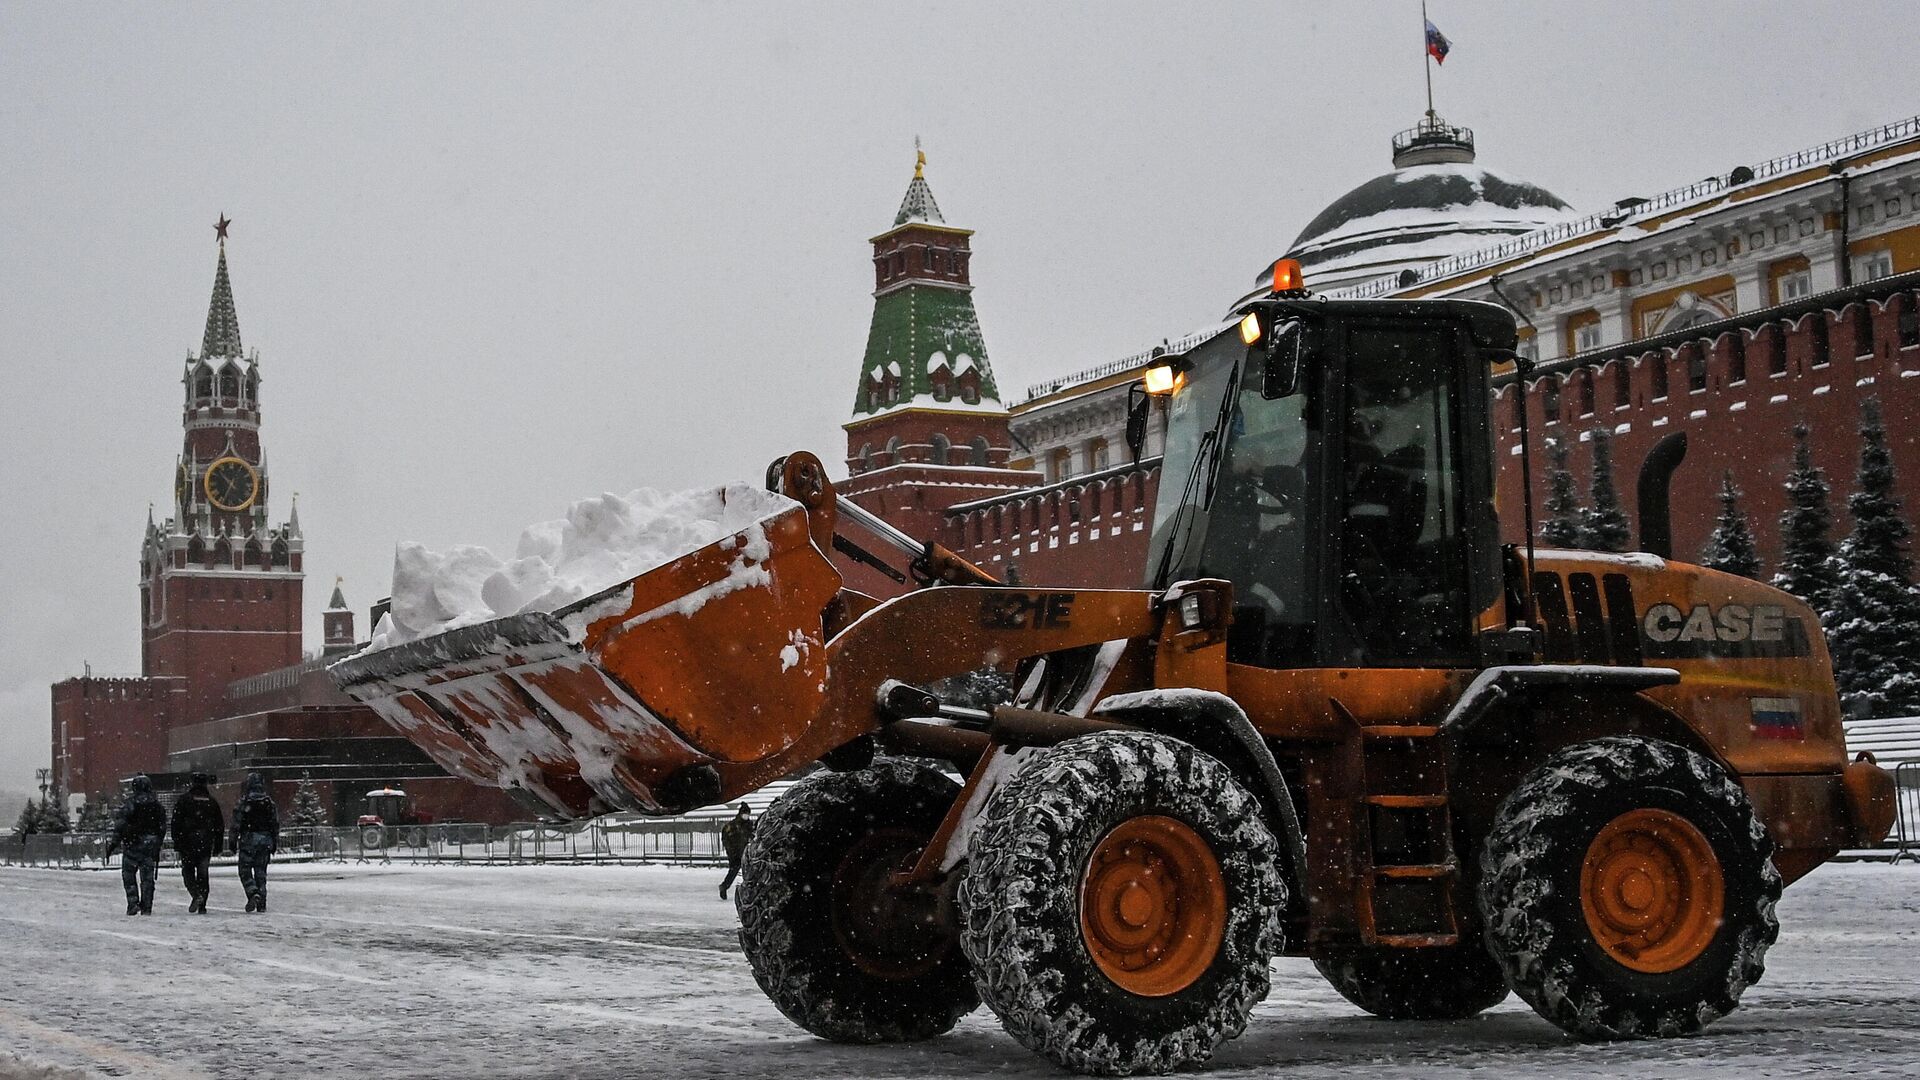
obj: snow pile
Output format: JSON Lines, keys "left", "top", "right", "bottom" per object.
{"left": 371, "top": 483, "right": 797, "bottom": 648}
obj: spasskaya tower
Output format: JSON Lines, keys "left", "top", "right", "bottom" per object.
{"left": 139, "top": 217, "right": 304, "bottom": 725}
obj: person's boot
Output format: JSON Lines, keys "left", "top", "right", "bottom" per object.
{"left": 256, "top": 896, "right": 266, "bottom": 913}
{"left": 126, "top": 899, "right": 139, "bottom": 916}
{"left": 245, "top": 893, "right": 258, "bottom": 913}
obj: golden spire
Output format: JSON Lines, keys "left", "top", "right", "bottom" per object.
{"left": 914, "top": 135, "right": 925, "bottom": 179}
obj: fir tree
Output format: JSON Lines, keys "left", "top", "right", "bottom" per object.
{"left": 12, "top": 799, "right": 38, "bottom": 838}
{"left": 36, "top": 796, "right": 70, "bottom": 836}
{"left": 1582, "top": 427, "right": 1632, "bottom": 553}
{"left": 289, "top": 773, "right": 329, "bottom": 828}
{"left": 1700, "top": 471, "right": 1762, "bottom": 579}
{"left": 1539, "top": 435, "right": 1585, "bottom": 547}
{"left": 75, "top": 793, "right": 112, "bottom": 833}
{"left": 1824, "top": 397, "right": 1920, "bottom": 717}
{"left": 1772, "top": 423, "right": 1840, "bottom": 613}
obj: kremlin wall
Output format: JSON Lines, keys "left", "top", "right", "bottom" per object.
{"left": 50, "top": 111, "right": 1920, "bottom": 820}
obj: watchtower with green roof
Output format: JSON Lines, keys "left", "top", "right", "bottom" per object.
{"left": 845, "top": 149, "right": 1011, "bottom": 476}
{"left": 836, "top": 149, "right": 1037, "bottom": 588}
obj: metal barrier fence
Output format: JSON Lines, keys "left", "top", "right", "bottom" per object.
{"left": 12, "top": 770, "right": 1919, "bottom": 869}
{"left": 1892, "top": 761, "right": 1920, "bottom": 865}
{"left": 0, "top": 818, "right": 734, "bottom": 870}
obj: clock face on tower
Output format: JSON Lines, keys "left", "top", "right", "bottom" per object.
{"left": 203, "top": 456, "right": 260, "bottom": 511}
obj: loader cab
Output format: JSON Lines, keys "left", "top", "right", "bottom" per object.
{"left": 1145, "top": 297, "right": 1512, "bottom": 669}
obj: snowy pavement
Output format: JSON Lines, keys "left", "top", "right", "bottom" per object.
{"left": 1, "top": 861, "right": 1916, "bottom": 1079}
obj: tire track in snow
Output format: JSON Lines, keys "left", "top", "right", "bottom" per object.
{"left": 0, "top": 1006, "right": 207, "bottom": 1080}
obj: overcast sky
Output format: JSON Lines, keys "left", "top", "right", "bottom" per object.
{"left": 3, "top": 2, "right": 1916, "bottom": 795}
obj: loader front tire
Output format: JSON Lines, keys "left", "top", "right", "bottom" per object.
{"left": 960, "top": 731, "right": 1286, "bottom": 1076}
{"left": 1478, "top": 736, "right": 1780, "bottom": 1041}
{"left": 736, "top": 759, "right": 977, "bottom": 1043}
{"left": 1311, "top": 940, "right": 1509, "bottom": 1020}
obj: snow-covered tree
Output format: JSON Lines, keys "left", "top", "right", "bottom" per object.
{"left": 12, "top": 799, "right": 39, "bottom": 838}
{"left": 929, "top": 668, "right": 1015, "bottom": 711}
{"left": 1700, "top": 471, "right": 1762, "bottom": 579}
{"left": 1539, "top": 435, "right": 1585, "bottom": 547}
{"left": 1824, "top": 397, "right": 1920, "bottom": 717}
{"left": 75, "top": 792, "right": 114, "bottom": 833}
{"left": 35, "top": 796, "right": 69, "bottom": 836}
{"left": 289, "top": 773, "right": 329, "bottom": 828}
{"left": 1773, "top": 423, "right": 1840, "bottom": 613}
{"left": 1582, "top": 427, "right": 1632, "bottom": 553}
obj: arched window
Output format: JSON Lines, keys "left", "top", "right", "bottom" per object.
{"left": 194, "top": 365, "right": 213, "bottom": 400}
{"left": 969, "top": 436, "right": 990, "bottom": 466}
{"left": 187, "top": 537, "right": 205, "bottom": 564}
{"left": 245, "top": 368, "right": 259, "bottom": 405}
{"left": 885, "top": 436, "right": 903, "bottom": 465}
{"left": 271, "top": 538, "right": 290, "bottom": 566}
{"left": 931, "top": 433, "right": 951, "bottom": 465}
{"left": 219, "top": 367, "right": 239, "bottom": 399}
{"left": 857, "top": 443, "right": 873, "bottom": 472}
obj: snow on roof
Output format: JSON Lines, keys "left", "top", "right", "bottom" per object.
{"left": 1329, "top": 113, "right": 1920, "bottom": 299}
{"left": 366, "top": 787, "right": 407, "bottom": 798}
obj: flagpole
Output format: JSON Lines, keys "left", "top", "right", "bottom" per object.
{"left": 1422, "top": 0, "right": 1435, "bottom": 118}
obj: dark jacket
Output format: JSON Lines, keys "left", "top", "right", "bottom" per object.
{"left": 170, "top": 783, "right": 225, "bottom": 859}
{"left": 232, "top": 773, "right": 279, "bottom": 854}
{"left": 113, "top": 777, "right": 166, "bottom": 857}
{"left": 721, "top": 813, "right": 754, "bottom": 859}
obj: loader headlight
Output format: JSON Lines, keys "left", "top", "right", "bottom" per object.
{"left": 1142, "top": 355, "right": 1191, "bottom": 396}
{"left": 1238, "top": 311, "right": 1263, "bottom": 346}
{"left": 1178, "top": 592, "right": 1205, "bottom": 630}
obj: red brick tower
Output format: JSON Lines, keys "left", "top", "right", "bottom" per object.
{"left": 837, "top": 148, "right": 1038, "bottom": 588}
{"left": 139, "top": 222, "right": 304, "bottom": 725}
{"left": 323, "top": 578, "right": 356, "bottom": 657}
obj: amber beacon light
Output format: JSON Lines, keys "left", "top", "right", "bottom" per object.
{"left": 1271, "top": 258, "right": 1306, "bottom": 295}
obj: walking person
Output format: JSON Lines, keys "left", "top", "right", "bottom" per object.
{"left": 231, "top": 772, "right": 279, "bottom": 913}
{"left": 110, "top": 775, "right": 165, "bottom": 916}
{"left": 169, "top": 773, "right": 224, "bottom": 914}
{"left": 719, "top": 803, "right": 754, "bottom": 900}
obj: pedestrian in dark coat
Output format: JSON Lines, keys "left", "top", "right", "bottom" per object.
{"left": 111, "top": 775, "right": 166, "bottom": 916}
{"left": 231, "top": 772, "right": 279, "bottom": 913}
{"left": 169, "top": 773, "right": 225, "bottom": 914}
{"left": 719, "top": 803, "right": 754, "bottom": 900}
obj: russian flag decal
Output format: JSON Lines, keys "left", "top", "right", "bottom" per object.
{"left": 1750, "top": 697, "right": 1804, "bottom": 740}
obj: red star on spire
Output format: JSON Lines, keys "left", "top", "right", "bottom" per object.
{"left": 215, "top": 214, "right": 231, "bottom": 242}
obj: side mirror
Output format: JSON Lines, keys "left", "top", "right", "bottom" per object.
{"left": 1125, "top": 382, "right": 1150, "bottom": 464}
{"left": 1261, "top": 319, "right": 1306, "bottom": 399}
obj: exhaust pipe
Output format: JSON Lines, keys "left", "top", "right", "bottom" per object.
{"left": 1637, "top": 432, "right": 1688, "bottom": 558}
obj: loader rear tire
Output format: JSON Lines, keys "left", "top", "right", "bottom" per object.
{"left": 960, "top": 731, "right": 1286, "bottom": 1076}
{"left": 1478, "top": 736, "right": 1780, "bottom": 1041}
{"left": 736, "top": 759, "right": 977, "bottom": 1044}
{"left": 1311, "top": 940, "right": 1509, "bottom": 1020}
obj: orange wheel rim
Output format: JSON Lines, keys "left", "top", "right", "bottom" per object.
{"left": 1079, "top": 815, "right": 1226, "bottom": 997}
{"left": 1580, "top": 808, "right": 1724, "bottom": 974}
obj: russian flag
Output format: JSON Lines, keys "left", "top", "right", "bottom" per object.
{"left": 1750, "top": 697, "right": 1804, "bottom": 740}
{"left": 1425, "top": 20, "right": 1452, "bottom": 65}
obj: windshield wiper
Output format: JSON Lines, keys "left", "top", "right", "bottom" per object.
{"left": 1150, "top": 359, "right": 1243, "bottom": 591}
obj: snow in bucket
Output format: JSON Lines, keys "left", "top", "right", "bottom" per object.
{"left": 371, "top": 482, "right": 797, "bottom": 648}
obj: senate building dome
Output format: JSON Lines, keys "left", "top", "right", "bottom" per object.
{"left": 1259, "top": 112, "right": 1580, "bottom": 293}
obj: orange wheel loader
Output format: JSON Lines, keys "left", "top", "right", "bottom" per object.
{"left": 331, "top": 275, "right": 1897, "bottom": 1076}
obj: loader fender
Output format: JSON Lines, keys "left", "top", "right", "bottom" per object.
{"left": 1093, "top": 688, "right": 1307, "bottom": 916}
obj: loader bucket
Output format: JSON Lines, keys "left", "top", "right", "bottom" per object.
{"left": 331, "top": 500, "right": 842, "bottom": 817}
